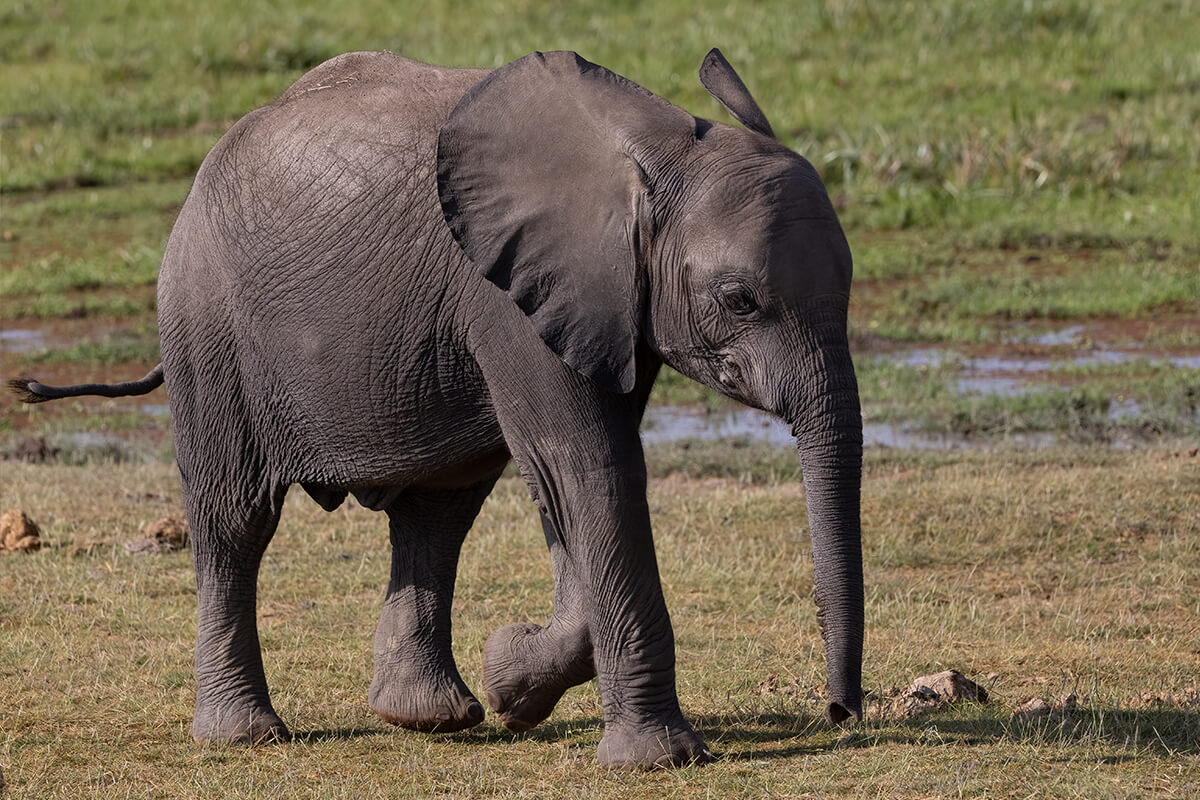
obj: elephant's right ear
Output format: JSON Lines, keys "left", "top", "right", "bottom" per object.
{"left": 698, "top": 48, "right": 775, "bottom": 139}
{"left": 437, "top": 51, "right": 694, "bottom": 393}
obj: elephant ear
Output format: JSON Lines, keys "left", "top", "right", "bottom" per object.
{"left": 698, "top": 48, "right": 775, "bottom": 139}
{"left": 438, "top": 51, "right": 694, "bottom": 393}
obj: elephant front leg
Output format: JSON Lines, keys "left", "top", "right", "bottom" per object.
{"left": 514, "top": 451, "right": 710, "bottom": 769}
{"left": 368, "top": 480, "right": 496, "bottom": 732}
{"left": 483, "top": 512, "right": 596, "bottom": 732}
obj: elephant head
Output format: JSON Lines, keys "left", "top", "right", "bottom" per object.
{"left": 438, "top": 50, "right": 864, "bottom": 723}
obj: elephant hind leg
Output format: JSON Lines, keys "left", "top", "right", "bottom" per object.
{"left": 368, "top": 477, "right": 498, "bottom": 733}
{"left": 483, "top": 512, "right": 596, "bottom": 732}
{"left": 187, "top": 476, "right": 291, "bottom": 745}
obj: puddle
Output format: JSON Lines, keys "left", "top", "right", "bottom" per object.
{"left": 136, "top": 403, "right": 171, "bottom": 416}
{"left": 1106, "top": 397, "right": 1143, "bottom": 422}
{"left": 955, "top": 376, "right": 1031, "bottom": 396}
{"left": 642, "top": 406, "right": 794, "bottom": 448}
{"left": 640, "top": 406, "right": 1046, "bottom": 451}
{"left": 898, "top": 347, "right": 1200, "bottom": 372}
{"left": 0, "top": 328, "right": 45, "bottom": 353}
{"left": 45, "top": 431, "right": 142, "bottom": 462}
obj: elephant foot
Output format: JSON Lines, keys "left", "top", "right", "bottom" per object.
{"left": 481, "top": 621, "right": 595, "bottom": 733}
{"left": 596, "top": 720, "right": 712, "bottom": 770}
{"left": 368, "top": 663, "right": 484, "bottom": 733}
{"left": 192, "top": 699, "right": 291, "bottom": 745}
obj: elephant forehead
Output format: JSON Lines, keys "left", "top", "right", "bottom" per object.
{"left": 766, "top": 218, "right": 853, "bottom": 300}
{"left": 685, "top": 216, "right": 851, "bottom": 301}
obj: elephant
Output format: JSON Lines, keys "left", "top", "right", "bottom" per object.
{"left": 10, "top": 47, "right": 864, "bottom": 769}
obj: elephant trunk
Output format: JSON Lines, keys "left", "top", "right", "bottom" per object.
{"left": 787, "top": 308, "right": 864, "bottom": 724}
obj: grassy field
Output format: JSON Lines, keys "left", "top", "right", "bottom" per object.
{"left": 2, "top": 0, "right": 1199, "bottom": 797}
{"left": 3, "top": 448, "right": 1199, "bottom": 798}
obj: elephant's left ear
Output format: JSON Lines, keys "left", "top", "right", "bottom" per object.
{"left": 438, "top": 51, "right": 694, "bottom": 393}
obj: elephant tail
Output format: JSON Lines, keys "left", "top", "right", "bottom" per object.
{"left": 8, "top": 364, "right": 165, "bottom": 404}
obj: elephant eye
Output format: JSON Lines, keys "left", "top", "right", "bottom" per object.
{"left": 717, "top": 284, "right": 760, "bottom": 316}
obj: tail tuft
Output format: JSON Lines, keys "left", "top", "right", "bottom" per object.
{"left": 7, "top": 378, "right": 51, "bottom": 404}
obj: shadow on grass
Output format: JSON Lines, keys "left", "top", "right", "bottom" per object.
{"left": 293, "top": 727, "right": 388, "bottom": 744}
{"left": 916, "top": 708, "right": 1200, "bottom": 756}
{"left": 821, "top": 706, "right": 1200, "bottom": 760}
{"left": 291, "top": 707, "right": 1200, "bottom": 758}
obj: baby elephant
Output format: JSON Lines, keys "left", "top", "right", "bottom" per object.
{"left": 11, "top": 48, "right": 864, "bottom": 769}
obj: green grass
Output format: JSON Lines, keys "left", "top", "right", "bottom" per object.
{"left": 2, "top": 448, "right": 1198, "bottom": 797}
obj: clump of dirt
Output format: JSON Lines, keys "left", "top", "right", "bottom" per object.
{"left": 869, "top": 670, "right": 990, "bottom": 719}
{"left": 1012, "top": 693, "right": 1081, "bottom": 721}
{"left": 0, "top": 507, "right": 42, "bottom": 553}
{"left": 124, "top": 513, "right": 189, "bottom": 554}
{"left": 1126, "top": 688, "right": 1200, "bottom": 709}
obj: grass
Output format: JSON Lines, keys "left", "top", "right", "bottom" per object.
{"left": 2, "top": 447, "right": 1198, "bottom": 797}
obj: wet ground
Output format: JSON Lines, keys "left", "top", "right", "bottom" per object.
{"left": 3, "top": 314, "right": 1198, "bottom": 456}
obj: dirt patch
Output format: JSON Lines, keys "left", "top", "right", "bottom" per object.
{"left": 1012, "top": 693, "right": 1080, "bottom": 721}
{"left": 123, "top": 513, "right": 188, "bottom": 554}
{"left": 869, "top": 670, "right": 990, "bottom": 719}
{"left": 0, "top": 507, "right": 43, "bottom": 553}
{"left": 1126, "top": 688, "right": 1200, "bottom": 710}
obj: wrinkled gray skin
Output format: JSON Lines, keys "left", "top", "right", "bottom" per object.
{"left": 10, "top": 49, "right": 863, "bottom": 769}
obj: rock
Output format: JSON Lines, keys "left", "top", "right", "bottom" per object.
{"left": 124, "top": 513, "right": 189, "bottom": 554}
{"left": 0, "top": 508, "right": 42, "bottom": 553}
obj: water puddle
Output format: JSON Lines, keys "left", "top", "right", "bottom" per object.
{"left": 640, "top": 406, "right": 1045, "bottom": 451}
{"left": 896, "top": 347, "right": 1200, "bottom": 373}
{"left": 0, "top": 328, "right": 45, "bottom": 354}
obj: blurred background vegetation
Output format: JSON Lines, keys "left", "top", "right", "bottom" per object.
{"left": 1, "top": 0, "right": 1198, "bottom": 448}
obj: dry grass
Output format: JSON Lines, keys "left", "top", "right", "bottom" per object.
{"left": 2, "top": 445, "right": 1198, "bottom": 798}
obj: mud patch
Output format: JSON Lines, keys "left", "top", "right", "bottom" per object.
{"left": 0, "top": 507, "right": 43, "bottom": 553}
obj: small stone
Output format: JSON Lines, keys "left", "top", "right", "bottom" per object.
{"left": 0, "top": 508, "right": 42, "bottom": 553}
{"left": 124, "top": 513, "right": 189, "bottom": 554}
